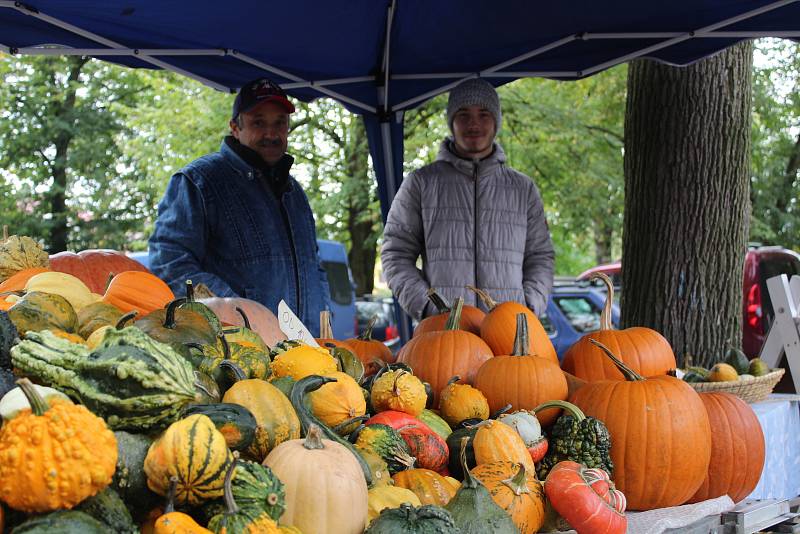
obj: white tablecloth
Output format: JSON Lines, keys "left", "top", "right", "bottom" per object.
{"left": 747, "top": 394, "right": 800, "bottom": 500}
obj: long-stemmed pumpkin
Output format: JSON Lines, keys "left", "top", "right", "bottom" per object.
{"left": 473, "top": 313, "right": 567, "bottom": 425}
{"left": 468, "top": 285, "right": 557, "bottom": 362}
{"left": 413, "top": 288, "right": 485, "bottom": 337}
{"left": 569, "top": 339, "right": 711, "bottom": 510}
{"left": 346, "top": 315, "right": 394, "bottom": 374}
{"left": 560, "top": 273, "right": 677, "bottom": 381}
{"left": 398, "top": 298, "right": 493, "bottom": 407}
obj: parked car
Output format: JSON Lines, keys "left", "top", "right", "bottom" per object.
{"left": 126, "top": 238, "right": 358, "bottom": 339}
{"left": 355, "top": 296, "right": 401, "bottom": 352}
{"left": 541, "top": 283, "right": 620, "bottom": 360}
{"left": 575, "top": 245, "right": 800, "bottom": 357}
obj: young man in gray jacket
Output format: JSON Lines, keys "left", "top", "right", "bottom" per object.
{"left": 381, "top": 78, "right": 555, "bottom": 320}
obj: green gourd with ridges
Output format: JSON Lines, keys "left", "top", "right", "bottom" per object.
{"left": 75, "top": 488, "right": 138, "bottom": 534}
{"left": 11, "top": 510, "right": 109, "bottom": 533}
{"left": 186, "top": 334, "right": 271, "bottom": 385}
{"left": 354, "top": 423, "right": 416, "bottom": 474}
{"left": 10, "top": 327, "right": 199, "bottom": 430}
{"left": 291, "top": 374, "right": 373, "bottom": 486}
{"left": 202, "top": 459, "right": 286, "bottom": 523}
{"left": 184, "top": 402, "right": 258, "bottom": 452}
{"left": 445, "top": 437, "right": 519, "bottom": 533}
{"left": 8, "top": 291, "right": 77, "bottom": 335}
{"left": 418, "top": 409, "right": 453, "bottom": 440}
{"left": 207, "top": 457, "right": 280, "bottom": 533}
{"left": 725, "top": 346, "right": 751, "bottom": 375}
{"left": 135, "top": 297, "right": 220, "bottom": 349}
{"left": 224, "top": 325, "right": 270, "bottom": 353}
{"left": 365, "top": 503, "right": 461, "bottom": 533}
{"left": 0, "top": 309, "right": 19, "bottom": 369}
{"left": 181, "top": 279, "right": 224, "bottom": 335}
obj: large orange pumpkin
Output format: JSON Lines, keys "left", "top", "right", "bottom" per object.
{"left": 468, "top": 286, "right": 557, "bottom": 363}
{"left": 570, "top": 339, "right": 711, "bottom": 511}
{"left": 50, "top": 249, "right": 150, "bottom": 294}
{"left": 398, "top": 298, "right": 493, "bottom": 407}
{"left": 102, "top": 271, "right": 174, "bottom": 316}
{"left": 413, "top": 288, "right": 484, "bottom": 337}
{"left": 0, "top": 267, "right": 50, "bottom": 293}
{"left": 346, "top": 315, "right": 394, "bottom": 374}
{"left": 687, "top": 392, "right": 765, "bottom": 504}
{"left": 560, "top": 273, "right": 676, "bottom": 381}
{"left": 473, "top": 314, "right": 567, "bottom": 425}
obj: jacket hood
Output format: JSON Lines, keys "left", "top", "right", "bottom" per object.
{"left": 435, "top": 138, "right": 507, "bottom": 178}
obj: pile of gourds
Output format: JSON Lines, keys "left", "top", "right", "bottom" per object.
{"left": 0, "top": 235, "right": 768, "bottom": 534}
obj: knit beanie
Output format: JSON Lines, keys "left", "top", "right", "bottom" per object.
{"left": 446, "top": 78, "right": 502, "bottom": 134}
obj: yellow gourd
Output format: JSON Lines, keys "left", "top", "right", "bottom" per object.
{"left": 271, "top": 344, "right": 337, "bottom": 381}
{"left": 709, "top": 363, "right": 738, "bottom": 382}
{"left": 438, "top": 377, "right": 490, "bottom": 426}
{"left": 25, "top": 271, "right": 96, "bottom": 312}
{"left": 371, "top": 370, "right": 427, "bottom": 416}
{"left": 367, "top": 485, "right": 422, "bottom": 522}
{"left": 308, "top": 371, "right": 366, "bottom": 430}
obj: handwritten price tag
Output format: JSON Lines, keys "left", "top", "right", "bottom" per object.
{"left": 277, "top": 300, "right": 320, "bottom": 347}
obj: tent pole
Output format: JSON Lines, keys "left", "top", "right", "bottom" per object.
{"left": 381, "top": 0, "right": 396, "bottom": 110}
{"left": 11, "top": 47, "right": 225, "bottom": 56}
{"left": 2, "top": 1, "right": 230, "bottom": 91}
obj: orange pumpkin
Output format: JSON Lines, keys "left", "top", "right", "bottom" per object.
{"left": 468, "top": 285, "right": 557, "bottom": 362}
{"left": 570, "top": 339, "right": 711, "bottom": 511}
{"left": 687, "top": 392, "right": 765, "bottom": 504}
{"left": 50, "top": 249, "right": 150, "bottom": 294}
{"left": 102, "top": 271, "right": 174, "bottom": 316}
{"left": 473, "top": 313, "right": 567, "bottom": 425}
{"left": 346, "top": 315, "right": 394, "bottom": 374}
{"left": 472, "top": 461, "right": 546, "bottom": 534}
{"left": 0, "top": 267, "right": 50, "bottom": 293}
{"left": 413, "top": 288, "right": 484, "bottom": 337}
{"left": 472, "top": 419, "right": 535, "bottom": 475}
{"left": 316, "top": 310, "right": 354, "bottom": 350}
{"left": 560, "top": 273, "right": 677, "bottom": 381}
{"left": 398, "top": 298, "right": 493, "bottom": 407}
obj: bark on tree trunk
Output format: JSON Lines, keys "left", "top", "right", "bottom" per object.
{"left": 622, "top": 42, "right": 753, "bottom": 368}
{"left": 344, "top": 119, "right": 377, "bottom": 296}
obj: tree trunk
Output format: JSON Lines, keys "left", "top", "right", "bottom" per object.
{"left": 344, "top": 119, "right": 377, "bottom": 296}
{"left": 48, "top": 57, "right": 88, "bottom": 253}
{"left": 594, "top": 218, "right": 615, "bottom": 265}
{"left": 622, "top": 42, "right": 753, "bottom": 368}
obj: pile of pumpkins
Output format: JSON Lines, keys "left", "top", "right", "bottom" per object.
{"left": 0, "top": 235, "right": 769, "bottom": 534}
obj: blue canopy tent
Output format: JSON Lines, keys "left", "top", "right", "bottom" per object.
{"left": 3, "top": 0, "right": 800, "bottom": 338}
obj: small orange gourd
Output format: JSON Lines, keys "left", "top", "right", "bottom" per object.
{"left": 472, "top": 419, "right": 535, "bottom": 475}
{"left": 0, "top": 378, "right": 117, "bottom": 512}
{"left": 370, "top": 369, "right": 427, "bottom": 416}
{"left": 472, "top": 461, "right": 546, "bottom": 534}
{"left": 438, "top": 375, "right": 490, "bottom": 426}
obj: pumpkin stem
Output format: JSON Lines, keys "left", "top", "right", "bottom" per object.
{"left": 115, "top": 310, "right": 138, "bottom": 329}
{"left": 511, "top": 313, "right": 529, "bottom": 356}
{"left": 444, "top": 297, "right": 464, "bottom": 331}
{"left": 490, "top": 403, "right": 513, "bottom": 420}
{"left": 163, "top": 297, "right": 187, "bottom": 329}
{"left": 1, "top": 225, "right": 7, "bottom": 241}
{"left": 589, "top": 273, "right": 615, "bottom": 331}
{"left": 426, "top": 288, "right": 451, "bottom": 314}
{"left": 319, "top": 310, "right": 334, "bottom": 339}
{"left": 16, "top": 378, "right": 49, "bottom": 416}
{"left": 333, "top": 415, "right": 369, "bottom": 434}
{"left": 466, "top": 285, "right": 497, "bottom": 311}
{"left": 303, "top": 424, "right": 326, "bottom": 450}
{"left": 218, "top": 360, "right": 248, "bottom": 382}
{"left": 589, "top": 338, "right": 645, "bottom": 382}
{"left": 222, "top": 452, "right": 240, "bottom": 516}
{"left": 446, "top": 375, "right": 462, "bottom": 387}
{"left": 533, "top": 400, "right": 585, "bottom": 421}
{"left": 358, "top": 316, "right": 378, "bottom": 341}
{"left": 218, "top": 332, "right": 231, "bottom": 359}
{"left": 459, "top": 436, "right": 481, "bottom": 489}
{"left": 104, "top": 271, "right": 116, "bottom": 293}
{"left": 164, "top": 476, "right": 179, "bottom": 514}
{"left": 501, "top": 464, "right": 532, "bottom": 496}
{"left": 235, "top": 307, "right": 252, "bottom": 330}
{"left": 391, "top": 370, "right": 410, "bottom": 397}
{"left": 185, "top": 279, "right": 195, "bottom": 302}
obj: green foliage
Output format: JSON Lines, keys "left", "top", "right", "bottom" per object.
{"left": 750, "top": 39, "right": 800, "bottom": 249}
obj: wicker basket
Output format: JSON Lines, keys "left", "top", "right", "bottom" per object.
{"left": 687, "top": 368, "right": 785, "bottom": 403}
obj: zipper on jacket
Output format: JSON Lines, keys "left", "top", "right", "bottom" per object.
{"left": 280, "top": 199, "right": 303, "bottom": 320}
{"left": 473, "top": 161, "right": 479, "bottom": 291}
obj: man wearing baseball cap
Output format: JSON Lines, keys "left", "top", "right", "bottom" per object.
{"left": 381, "top": 78, "right": 554, "bottom": 320}
{"left": 149, "top": 77, "right": 330, "bottom": 335}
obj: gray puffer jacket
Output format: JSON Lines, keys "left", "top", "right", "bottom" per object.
{"left": 381, "top": 139, "right": 554, "bottom": 320}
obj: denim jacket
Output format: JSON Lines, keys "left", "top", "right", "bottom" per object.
{"left": 148, "top": 139, "right": 330, "bottom": 335}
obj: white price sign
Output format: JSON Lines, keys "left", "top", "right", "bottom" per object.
{"left": 277, "top": 300, "right": 320, "bottom": 347}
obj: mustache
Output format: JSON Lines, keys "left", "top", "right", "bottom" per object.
{"left": 257, "top": 138, "right": 283, "bottom": 147}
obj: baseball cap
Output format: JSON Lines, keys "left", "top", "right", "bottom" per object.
{"left": 231, "top": 78, "right": 295, "bottom": 120}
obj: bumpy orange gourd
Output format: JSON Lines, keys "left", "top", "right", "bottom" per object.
{"left": 271, "top": 344, "right": 338, "bottom": 381}
{"left": 687, "top": 392, "right": 765, "bottom": 504}
{"left": 371, "top": 369, "right": 427, "bottom": 416}
{"left": 561, "top": 273, "right": 677, "bottom": 381}
{"left": 154, "top": 476, "right": 214, "bottom": 534}
{"left": 0, "top": 378, "right": 117, "bottom": 512}
{"left": 103, "top": 271, "right": 175, "bottom": 316}
{"left": 469, "top": 285, "right": 557, "bottom": 362}
{"left": 472, "top": 461, "right": 546, "bottom": 534}
{"left": 438, "top": 376, "right": 490, "bottom": 426}
{"left": 473, "top": 314, "right": 568, "bottom": 425}
{"left": 398, "top": 298, "right": 493, "bottom": 407}
{"left": 413, "top": 288, "right": 485, "bottom": 337}
{"left": 570, "top": 339, "right": 711, "bottom": 511}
